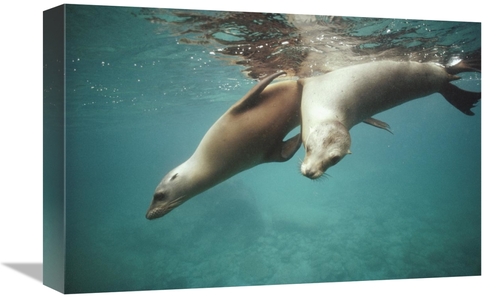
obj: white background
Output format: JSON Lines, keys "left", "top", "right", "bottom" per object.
{"left": 1, "top": 0, "right": 497, "bottom": 297}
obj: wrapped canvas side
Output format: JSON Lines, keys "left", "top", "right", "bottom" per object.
{"left": 43, "top": 4, "right": 66, "bottom": 294}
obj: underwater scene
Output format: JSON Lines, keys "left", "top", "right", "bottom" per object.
{"left": 49, "top": 4, "right": 481, "bottom": 293}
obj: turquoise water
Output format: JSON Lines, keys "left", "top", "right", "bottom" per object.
{"left": 56, "top": 5, "right": 480, "bottom": 293}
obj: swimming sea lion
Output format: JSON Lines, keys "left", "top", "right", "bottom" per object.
{"left": 146, "top": 71, "right": 303, "bottom": 219}
{"left": 299, "top": 58, "right": 481, "bottom": 179}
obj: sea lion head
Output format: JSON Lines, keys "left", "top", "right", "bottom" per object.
{"left": 146, "top": 170, "right": 190, "bottom": 220}
{"left": 300, "top": 121, "right": 351, "bottom": 179}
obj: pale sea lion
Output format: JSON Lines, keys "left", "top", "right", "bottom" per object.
{"left": 146, "top": 71, "right": 303, "bottom": 219}
{"left": 299, "top": 58, "right": 481, "bottom": 179}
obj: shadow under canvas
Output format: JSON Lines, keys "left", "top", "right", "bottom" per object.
{"left": 3, "top": 263, "right": 43, "bottom": 283}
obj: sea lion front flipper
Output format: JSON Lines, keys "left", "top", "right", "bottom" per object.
{"left": 363, "top": 117, "right": 393, "bottom": 134}
{"left": 281, "top": 133, "right": 302, "bottom": 161}
{"left": 267, "top": 133, "right": 302, "bottom": 162}
{"left": 230, "top": 71, "right": 287, "bottom": 114}
{"left": 440, "top": 83, "right": 480, "bottom": 116}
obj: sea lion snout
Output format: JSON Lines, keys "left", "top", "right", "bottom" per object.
{"left": 146, "top": 185, "right": 188, "bottom": 220}
{"left": 300, "top": 153, "right": 343, "bottom": 179}
{"left": 300, "top": 163, "right": 324, "bottom": 180}
{"left": 146, "top": 193, "right": 169, "bottom": 220}
{"left": 145, "top": 208, "right": 162, "bottom": 220}
{"left": 145, "top": 196, "right": 183, "bottom": 220}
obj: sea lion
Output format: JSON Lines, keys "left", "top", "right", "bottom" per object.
{"left": 299, "top": 57, "right": 481, "bottom": 179}
{"left": 146, "top": 71, "right": 303, "bottom": 219}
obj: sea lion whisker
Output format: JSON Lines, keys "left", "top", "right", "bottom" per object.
{"left": 312, "top": 172, "right": 330, "bottom": 183}
{"left": 296, "top": 157, "right": 304, "bottom": 174}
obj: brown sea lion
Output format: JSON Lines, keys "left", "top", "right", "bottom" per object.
{"left": 146, "top": 72, "right": 303, "bottom": 219}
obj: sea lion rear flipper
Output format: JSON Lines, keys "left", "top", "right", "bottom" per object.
{"left": 445, "top": 56, "right": 481, "bottom": 75}
{"left": 440, "top": 83, "right": 480, "bottom": 116}
{"left": 267, "top": 133, "right": 302, "bottom": 162}
{"left": 363, "top": 117, "right": 393, "bottom": 134}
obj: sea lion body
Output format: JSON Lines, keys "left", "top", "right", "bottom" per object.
{"left": 299, "top": 59, "right": 481, "bottom": 179}
{"left": 146, "top": 72, "right": 302, "bottom": 219}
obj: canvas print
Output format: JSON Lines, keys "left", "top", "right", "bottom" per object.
{"left": 43, "top": 4, "right": 481, "bottom": 294}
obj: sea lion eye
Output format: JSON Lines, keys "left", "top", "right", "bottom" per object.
{"left": 169, "top": 173, "right": 178, "bottom": 181}
{"left": 330, "top": 156, "right": 340, "bottom": 166}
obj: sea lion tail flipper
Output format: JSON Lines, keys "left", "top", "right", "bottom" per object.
{"left": 267, "top": 133, "right": 302, "bottom": 162}
{"left": 440, "top": 83, "right": 480, "bottom": 116}
{"left": 363, "top": 117, "right": 393, "bottom": 134}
